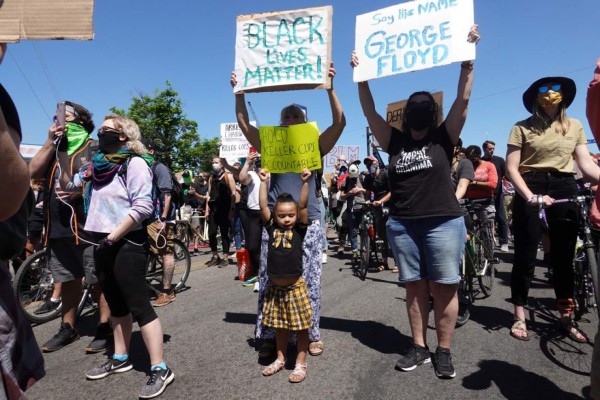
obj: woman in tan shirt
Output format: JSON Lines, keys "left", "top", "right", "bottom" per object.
{"left": 506, "top": 76, "right": 600, "bottom": 342}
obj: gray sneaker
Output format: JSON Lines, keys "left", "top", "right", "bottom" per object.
{"left": 139, "top": 367, "right": 175, "bottom": 399}
{"left": 395, "top": 344, "right": 431, "bottom": 371}
{"left": 86, "top": 358, "right": 132, "bottom": 380}
{"left": 217, "top": 258, "right": 229, "bottom": 268}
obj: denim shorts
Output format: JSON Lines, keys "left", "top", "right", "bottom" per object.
{"left": 386, "top": 216, "right": 465, "bottom": 284}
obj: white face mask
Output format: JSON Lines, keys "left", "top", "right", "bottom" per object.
{"left": 212, "top": 163, "right": 221, "bottom": 172}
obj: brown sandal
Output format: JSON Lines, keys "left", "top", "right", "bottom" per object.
{"left": 289, "top": 364, "right": 307, "bottom": 383}
{"left": 262, "top": 359, "right": 285, "bottom": 376}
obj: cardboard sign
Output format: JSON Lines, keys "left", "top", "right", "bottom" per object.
{"left": 259, "top": 122, "right": 321, "bottom": 173}
{"left": 234, "top": 6, "right": 332, "bottom": 93}
{"left": 353, "top": 0, "right": 475, "bottom": 82}
{"left": 386, "top": 91, "right": 444, "bottom": 130}
{"left": 219, "top": 121, "right": 256, "bottom": 164}
{"left": 323, "top": 145, "right": 361, "bottom": 168}
{"left": 0, "top": 0, "right": 94, "bottom": 42}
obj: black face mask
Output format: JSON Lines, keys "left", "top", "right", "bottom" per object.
{"left": 98, "top": 132, "right": 123, "bottom": 153}
{"left": 405, "top": 102, "right": 435, "bottom": 131}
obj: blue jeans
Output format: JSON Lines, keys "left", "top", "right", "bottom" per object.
{"left": 386, "top": 216, "right": 465, "bottom": 284}
{"left": 495, "top": 192, "right": 509, "bottom": 245}
{"left": 346, "top": 209, "right": 361, "bottom": 252}
{"left": 233, "top": 205, "right": 242, "bottom": 251}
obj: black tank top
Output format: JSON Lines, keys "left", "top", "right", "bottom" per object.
{"left": 209, "top": 173, "right": 232, "bottom": 210}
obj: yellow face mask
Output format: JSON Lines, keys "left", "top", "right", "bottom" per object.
{"left": 537, "top": 91, "right": 563, "bottom": 108}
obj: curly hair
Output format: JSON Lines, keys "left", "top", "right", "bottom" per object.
{"left": 103, "top": 114, "right": 148, "bottom": 155}
{"left": 64, "top": 101, "right": 94, "bottom": 133}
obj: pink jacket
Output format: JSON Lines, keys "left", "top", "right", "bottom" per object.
{"left": 586, "top": 59, "right": 600, "bottom": 227}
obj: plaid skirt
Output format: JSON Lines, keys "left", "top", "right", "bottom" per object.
{"left": 262, "top": 277, "right": 313, "bottom": 331}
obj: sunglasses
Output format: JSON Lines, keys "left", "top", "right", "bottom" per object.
{"left": 537, "top": 83, "right": 561, "bottom": 94}
{"left": 98, "top": 127, "right": 123, "bottom": 135}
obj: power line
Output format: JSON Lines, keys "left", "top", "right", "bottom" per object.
{"left": 8, "top": 50, "right": 52, "bottom": 121}
{"left": 32, "top": 42, "right": 60, "bottom": 101}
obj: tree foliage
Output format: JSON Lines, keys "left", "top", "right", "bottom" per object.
{"left": 111, "top": 82, "right": 220, "bottom": 174}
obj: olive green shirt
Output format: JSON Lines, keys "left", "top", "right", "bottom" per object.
{"left": 507, "top": 117, "right": 587, "bottom": 174}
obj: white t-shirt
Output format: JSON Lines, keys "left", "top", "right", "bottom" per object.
{"left": 246, "top": 170, "right": 261, "bottom": 211}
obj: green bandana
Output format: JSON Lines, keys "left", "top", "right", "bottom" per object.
{"left": 65, "top": 122, "right": 90, "bottom": 156}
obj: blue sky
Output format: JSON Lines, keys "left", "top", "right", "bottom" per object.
{"left": 3, "top": 0, "right": 599, "bottom": 168}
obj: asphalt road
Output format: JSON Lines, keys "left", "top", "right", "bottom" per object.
{"left": 27, "top": 242, "right": 596, "bottom": 400}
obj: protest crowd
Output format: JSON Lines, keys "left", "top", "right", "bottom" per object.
{"left": 1, "top": 2, "right": 600, "bottom": 400}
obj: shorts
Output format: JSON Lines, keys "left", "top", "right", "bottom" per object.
{"left": 262, "top": 277, "right": 313, "bottom": 331}
{"left": 386, "top": 216, "right": 465, "bottom": 284}
{"left": 147, "top": 221, "right": 174, "bottom": 255}
{"left": 48, "top": 238, "right": 97, "bottom": 284}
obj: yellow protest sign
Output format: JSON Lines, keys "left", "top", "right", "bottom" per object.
{"left": 259, "top": 122, "right": 322, "bottom": 173}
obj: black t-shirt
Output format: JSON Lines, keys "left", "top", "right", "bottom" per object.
{"left": 185, "top": 183, "right": 208, "bottom": 210}
{"left": 266, "top": 216, "right": 309, "bottom": 279}
{"left": 387, "top": 123, "right": 462, "bottom": 219}
{"left": 46, "top": 140, "right": 93, "bottom": 239}
{"left": 362, "top": 166, "right": 389, "bottom": 201}
{"left": 483, "top": 155, "right": 506, "bottom": 195}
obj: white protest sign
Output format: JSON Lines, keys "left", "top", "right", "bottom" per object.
{"left": 324, "top": 145, "right": 361, "bottom": 168}
{"left": 234, "top": 6, "right": 332, "bottom": 93}
{"left": 353, "top": 0, "right": 475, "bottom": 82}
{"left": 219, "top": 122, "right": 256, "bottom": 164}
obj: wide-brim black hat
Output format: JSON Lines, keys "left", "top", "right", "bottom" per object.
{"left": 522, "top": 76, "right": 576, "bottom": 113}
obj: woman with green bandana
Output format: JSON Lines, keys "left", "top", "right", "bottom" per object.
{"left": 29, "top": 101, "right": 112, "bottom": 356}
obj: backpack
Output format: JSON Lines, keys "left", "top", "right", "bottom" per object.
{"left": 150, "top": 161, "right": 184, "bottom": 213}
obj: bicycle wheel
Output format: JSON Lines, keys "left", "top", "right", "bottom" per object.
{"left": 13, "top": 249, "right": 62, "bottom": 324}
{"left": 589, "top": 247, "right": 600, "bottom": 316}
{"left": 573, "top": 246, "right": 597, "bottom": 320}
{"left": 471, "top": 235, "right": 493, "bottom": 299}
{"left": 171, "top": 239, "right": 191, "bottom": 292}
{"left": 456, "top": 280, "right": 471, "bottom": 327}
{"left": 358, "top": 229, "right": 369, "bottom": 281}
{"left": 76, "top": 285, "right": 96, "bottom": 318}
{"left": 480, "top": 220, "right": 495, "bottom": 261}
{"left": 477, "top": 258, "right": 495, "bottom": 298}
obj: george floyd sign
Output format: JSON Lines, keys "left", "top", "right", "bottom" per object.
{"left": 0, "top": 0, "right": 94, "bottom": 42}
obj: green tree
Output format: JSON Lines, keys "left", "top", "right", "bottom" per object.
{"left": 111, "top": 81, "right": 220, "bottom": 174}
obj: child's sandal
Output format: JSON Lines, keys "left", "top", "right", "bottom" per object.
{"left": 289, "top": 364, "right": 307, "bottom": 383}
{"left": 262, "top": 359, "right": 285, "bottom": 376}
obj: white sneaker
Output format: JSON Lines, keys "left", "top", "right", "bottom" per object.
{"left": 500, "top": 244, "right": 509, "bottom": 252}
{"left": 253, "top": 281, "right": 260, "bottom": 293}
{"left": 322, "top": 253, "right": 328, "bottom": 264}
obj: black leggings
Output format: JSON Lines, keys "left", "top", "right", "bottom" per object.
{"left": 239, "top": 208, "right": 261, "bottom": 274}
{"left": 93, "top": 230, "right": 157, "bottom": 327}
{"left": 511, "top": 172, "right": 579, "bottom": 306}
{"left": 208, "top": 205, "right": 231, "bottom": 253}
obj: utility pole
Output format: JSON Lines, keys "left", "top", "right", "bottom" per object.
{"left": 366, "top": 126, "right": 371, "bottom": 156}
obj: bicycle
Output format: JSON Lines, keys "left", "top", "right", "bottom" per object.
{"left": 538, "top": 193, "right": 599, "bottom": 319}
{"left": 351, "top": 202, "right": 387, "bottom": 281}
{"left": 456, "top": 199, "right": 496, "bottom": 327}
{"left": 14, "top": 237, "right": 192, "bottom": 324}
{"left": 145, "top": 238, "right": 192, "bottom": 296}
{"left": 13, "top": 248, "right": 96, "bottom": 324}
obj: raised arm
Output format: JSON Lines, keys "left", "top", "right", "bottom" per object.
{"left": 351, "top": 52, "right": 393, "bottom": 152}
{"left": 445, "top": 25, "right": 480, "bottom": 144}
{"left": 231, "top": 72, "right": 261, "bottom": 151}
{"left": 318, "top": 63, "right": 347, "bottom": 154}
{"left": 239, "top": 151, "right": 257, "bottom": 185}
{"left": 587, "top": 58, "right": 600, "bottom": 141}
{"left": 298, "top": 168, "right": 311, "bottom": 225}
{"left": 258, "top": 168, "right": 271, "bottom": 223}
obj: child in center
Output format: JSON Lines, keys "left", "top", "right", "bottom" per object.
{"left": 258, "top": 167, "right": 313, "bottom": 384}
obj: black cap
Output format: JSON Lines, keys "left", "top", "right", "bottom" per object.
{"left": 522, "top": 76, "right": 576, "bottom": 113}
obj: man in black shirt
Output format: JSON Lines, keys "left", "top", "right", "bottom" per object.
{"left": 482, "top": 140, "right": 509, "bottom": 252}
